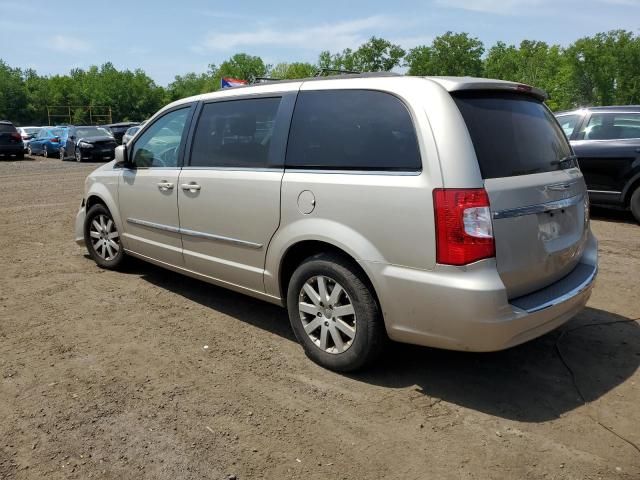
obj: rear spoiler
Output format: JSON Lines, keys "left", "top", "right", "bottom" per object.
{"left": 427, "top": 77, "right": 549, "bottom": 102}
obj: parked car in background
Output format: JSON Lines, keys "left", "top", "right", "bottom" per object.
{"left": 27, "top": 127, "right": 67, "bottom": 157}
{"left": 121, "top": 122, "right": 145, "bottom": 145}
{"left": 16, "top": 126, "right": 42, "bottom": 152}
{"left": 0, "top": 121, "right": 24, "bottom": 159}
{"left": 61, "top": 125, "right": 118, "bottom": 162}
{"left": 102, "top": 122, "right": 139, "bottom": 144}
{"left": 76, "top": 75, "right": 597, "bottom": 372}
{"left": 556, "top": 106, "right": 640, "bottom": 223}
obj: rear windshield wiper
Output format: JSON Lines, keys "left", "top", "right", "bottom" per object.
{"left": 550, "top": 154, "right": 578, "bottom": 169}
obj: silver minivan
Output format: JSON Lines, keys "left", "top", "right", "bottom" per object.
{"left": 75, "top": 74, "right": 598, "bottom": 371}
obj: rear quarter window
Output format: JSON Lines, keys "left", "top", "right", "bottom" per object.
{"left": 454, "top": 92, "right": 573, "bottom": 179}
{"left": 285, "top": 90, "right": 421, "bottom": 171}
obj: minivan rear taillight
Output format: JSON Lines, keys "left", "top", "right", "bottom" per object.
{"left": 433, "top": 188, "right": 495, "bottom": 266}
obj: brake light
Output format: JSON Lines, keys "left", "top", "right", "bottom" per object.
{"left": 10, "top": 132, "right": 21, "bottom": 141}
{"left": 433, "top": 188, "right": 495, "bottom": 266}
{"left": 50, "top": 137, "right": 59, "bottom": 143}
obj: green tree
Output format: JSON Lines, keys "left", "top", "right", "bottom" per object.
{"left": 0, "top": 60, "right": 27, "bottom": 124}
{"left": 269, "top": 62, "right": 317, "bottom": 79}
{"left": 406, "top": 32, "right": 484, "bottom": 76}
{"left": 318, "top": 36, "right": 405, "bottom": 73}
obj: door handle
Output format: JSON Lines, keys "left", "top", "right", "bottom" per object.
{"left": 157, "top": 181, "right": 174, "bottom": 191}
{"left": 181, "top": 183, "right": 201, "bottom": 192}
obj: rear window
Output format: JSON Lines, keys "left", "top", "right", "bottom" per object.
{"left": 453, "top": 92, "right": 573, "bottom": 179}
{"left": 286, "top": 90, "right": 421, "bottom": 171}
{"left": 0, "top": 123, "right": 17, "bottom": 133}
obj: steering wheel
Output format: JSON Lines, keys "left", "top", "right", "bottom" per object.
{"left": 154, "top": 145, "right": 178, "bottom": 167}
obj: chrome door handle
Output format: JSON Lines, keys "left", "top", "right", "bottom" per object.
{"left": 157, "top": 181, "right": 174, "bottom": 191}
{"left": 181, "top": 183, "right": 201, "bottom": 192}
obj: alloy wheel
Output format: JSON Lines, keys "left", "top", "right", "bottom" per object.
{"left": 59, "top": 148, "right": 65, "bottom": 160}
{"left": 89, "top": 214, "right": 120, "bottom": 261}
{"left": 43, "top": 146, "right": 48, "bottom": 158}
{"left": 298, "top": 275, "right": 356, "bottom": 354}
{"left": 76, "top": 149, "right": 81, "bottom": 162}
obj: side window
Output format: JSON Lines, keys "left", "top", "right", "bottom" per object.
{"left": 582, "top": 112, "right": 640, "bottom": 140}
{"left": 189, "top": 97, "right": 281, "bottom": 168}
{"left": 285, "top": 90, "right": 421, "bottom": 171}
{"left": 131, "top": 108, "right": 190, "bottom": 168}
{"left": 556, "top": 114, "right": 580, "bottom": 138}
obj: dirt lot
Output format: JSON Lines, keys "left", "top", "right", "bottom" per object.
{"left": 0, "top": 156, "right": 639, "bottom": 480}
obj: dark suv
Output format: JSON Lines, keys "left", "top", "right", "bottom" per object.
{"left": 0, "top": 121, "right": 24, "bottom": 159}
{"left": 556, "top": 106, "right": 640, "bottom": 222}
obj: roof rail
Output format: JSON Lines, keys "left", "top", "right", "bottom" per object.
{"left": 249, "top": 76, "right": 283, "bottom": 84}
{"left": 314, "top": 68, "right": 361, "bottom": 77}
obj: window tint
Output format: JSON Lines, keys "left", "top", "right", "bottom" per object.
{"left": 190, "top": 97, "right": 281, "bottom": 168}
{"left": 556, "top": 114, "right": 580, "bottom": 138}
{"left": 582, "top": 112, "right": 640, "bottom": 140}
{"left": 0, "top": 124, "right": 17, "bottom": 133}
{"left": 285, "top": 90, "right": 420, "bottom": 171}
{"left": 132, "top": 108, "right": 190, "bottom": 168}
{"left": 453, "top": 92, "right": 573, "bottom": 179}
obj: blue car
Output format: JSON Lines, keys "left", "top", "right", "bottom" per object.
{"left": 27, "top": 127, "right": 68, "bottom": 157}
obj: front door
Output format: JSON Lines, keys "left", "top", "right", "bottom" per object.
{"left": 177, "top": 95, "right": 292, "bottom": 292}
{"left": 118, "top": 106, "right": 193, "bottom": 266}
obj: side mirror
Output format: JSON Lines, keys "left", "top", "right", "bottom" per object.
{"left": 69, "top": 135, "right": 76, "bottom": 140}
{"left": 115, "top": 145, "right": 132, "bottom": 168}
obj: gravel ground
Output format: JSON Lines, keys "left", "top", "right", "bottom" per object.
{"left": 1, "top": 156, "right": 639, "bottom": 480}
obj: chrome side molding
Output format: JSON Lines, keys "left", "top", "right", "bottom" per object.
{"left": 493, "top": 193, "right": 584, "bottom": 220}
{"left": 126, "top": 218, "right": 263, "bottom": 249}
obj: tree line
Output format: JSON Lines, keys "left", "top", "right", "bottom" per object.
{"left": 1, "top": 29, "right": 639, "bottom": 125}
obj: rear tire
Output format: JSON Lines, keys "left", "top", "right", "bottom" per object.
{"left": 15, "top": 152, "right": 24, "bottom": 160}
{"left": 286, "top": 253, "right": 385, "bottom": 372}
{"left": 630, "top": 187, "right": 640, "bottom": 224}
{"left": 84, "top": 204, "right": 126, "bottom": 270}
{"left": 27, "top": 145, "right": 32, "bottom": 156}
{"left": 43, "top": 145, "right": 48, "bottom": 158}
{"left": 75, "top": 149, "right": 82, "bottom": 162}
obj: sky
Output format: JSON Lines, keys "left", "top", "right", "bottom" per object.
{"left": 1, "top": 0, "right": 638, "bottom": 85}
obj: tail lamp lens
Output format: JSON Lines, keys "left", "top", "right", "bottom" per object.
{"left": 433, "top": 188, "right": 495, "bottom": 266}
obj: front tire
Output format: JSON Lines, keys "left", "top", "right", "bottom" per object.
{"left": 287, "top": 253, "right": 385, "bottom": 372}
{"left": 59, "top": 148, "right": 65, "bottom": 160}
{"left": 43, "top": 145, "right": 48, "bottom": 158}
{"left": 75, "top": 149, "right": 82, "bottom": 162}
{"left": 84, "top": 204, "right": 126, "bottom": 269}
{"left": 630, "top": 187, "right": 640, "bottom": 224}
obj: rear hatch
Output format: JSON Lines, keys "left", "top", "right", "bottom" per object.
{"left": 453, "top": 91, "right": 589, "bottom": 299}
{"left": 0, "top": 123, "right": 21, "bottom": 146}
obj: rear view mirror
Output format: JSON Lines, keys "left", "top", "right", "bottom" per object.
{"left": 115, "top": 145, "right": 131, "bottom": 168}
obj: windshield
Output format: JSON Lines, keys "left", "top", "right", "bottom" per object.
{"left": 24, "top": 127, "right": 41, "bottom": 134}
{"left": 76, "top": 127, "right": 111, "bottom": 138}
{"left": 51, "top": 128, "right": 65, "bottom": 137}
{"left": 453, "top": 92, "right": 573, "bottom": 179}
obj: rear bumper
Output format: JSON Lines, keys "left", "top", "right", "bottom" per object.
{"left": 365, "top": 232, "right": 598, "bottom": 352}
{"left": 0, "top": 144, "right": 24, "bottom": 155}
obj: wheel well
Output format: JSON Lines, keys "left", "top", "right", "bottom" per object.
{"left": 279, "top": 240, "right": 379, "bottom": 309}
{"left": 85, "top": 195, "right": 107, "bottom": 212}
{"left": 623, "top": 177, "right": 640, "bottom": 207}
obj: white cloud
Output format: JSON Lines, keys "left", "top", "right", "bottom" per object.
{"left": 435, "top": 0, "right": 548, "bottom": 14}
{"left": 197, "top": 15, "right": 398, "bottom": 52}
{"left": 47, "top": 35, "right": 93, "bottom": 54}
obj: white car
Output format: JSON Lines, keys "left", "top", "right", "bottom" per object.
{"left": 17, "top": 126, "right": 42, "bottom": 152}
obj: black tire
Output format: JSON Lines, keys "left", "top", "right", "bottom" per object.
{"left": 59, "top": 148, "right": 65, "bottom": 161}
{"left": 84, "top": 204, "right": 126, "bottom": 270}
{"left": 286, "top": 253, "right": 385, "bottom": 372}
{"left": 630, "top": 187, "right": 640, "bottom": 224}
{"left": 15, "top": 152, "right": 24, "bottom": 160}
{"left": 43, "top": 145, "right": 48, "bottom": 158}
{"left": 75, "top": 148, "right": 82, "bottom": 162}
{"left": 27, "top": 145, "right": 32, "bottom": 156}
